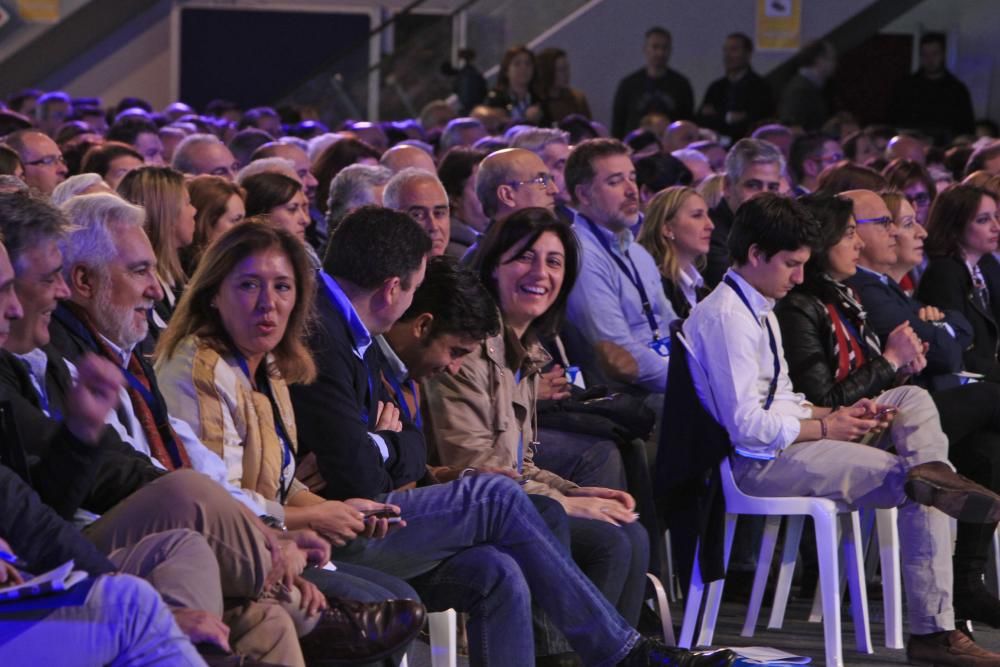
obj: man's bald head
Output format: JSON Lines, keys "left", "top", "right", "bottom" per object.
{"left": 664, "top": 120, "right": 699, "bottom": 152}
{"left": 252, "top": 141, "right": 318, "bottom": 203}
{"left": 475, "top": 148, "right": 556, "bottom": 220}
{"left": 842, "top": 189, "right": 898, "bottom": 270}
{"left": 381, "top": 144, "right": 436, "bottom": 174}
{"left": 886, "top": 135, "right": 925, "bottom": 165}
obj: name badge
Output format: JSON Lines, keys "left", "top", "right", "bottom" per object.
{"left": 565, "top": 365, "right": 586, "bottom": 390}
{"left": 648, "top": 338, "right": 671, "bottom": 358}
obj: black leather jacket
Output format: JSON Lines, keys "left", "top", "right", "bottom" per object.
{"left": 775, "top": 290, "right": 897, "bottom": 408}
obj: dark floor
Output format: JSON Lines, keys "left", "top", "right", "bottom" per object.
{"left": 407, "top": 594, "right": 1000, "bottom": 666}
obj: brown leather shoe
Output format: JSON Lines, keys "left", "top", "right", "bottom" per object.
{"left": 907, "top": 629, "right": 1000, "bottom": 666}
{"left": 298, "top": 598, "right": 426, "bottom": 665}
{"left": 905, "top": 462, "right": 1000, "bottom": 523}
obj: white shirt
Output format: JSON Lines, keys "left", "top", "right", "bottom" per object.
{"left": 683, "top": 269, "right": 812, "bottom": 459}
{"left": 678, "top": 263, "right": 705, "bottom": 311}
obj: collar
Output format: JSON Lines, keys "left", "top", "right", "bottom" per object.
{"left": 855, "top": 264, "right": 890, "bottom": 285}
{"left": 100, "top": 334, "right": 135, "bottom": 367}
{"left": 375, "top": 335, "right": 409, "bottom": 383}
{"left": 679, "top": 263, "right": 704, "bottom": 292}
{"left": 574, "top": 211, "right": 633, "bottom": 252}
{"left": 320, "top": 271, "right": 373, "bottom": 358}
{"left": 14, "top": 347, "right": 48, "bottom": 382}
{"left": 725, "top": 268, "right": 775, "bottom": 317}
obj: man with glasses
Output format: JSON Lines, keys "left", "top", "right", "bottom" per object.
{"left": 3, "top": 129, "right": 68, "bottom": 196}
{"left": 565, "top": 138, "right": 678, "bottom": 398}
{"left": 846, "top": 189, "right": 974, "bottom": 391}
{"left": 788, "top": 133, "right": 844, "bottom": 196}
{"left": 384, "top": 167, "right": 452, "bottom": 257}
{"left": 704, "top": 138, "right": 785, "bottom": 287}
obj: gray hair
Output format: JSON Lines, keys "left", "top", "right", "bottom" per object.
{"left": 383, "top": 167, "right": 443, "bottom": 211}
{"left": 439, "top": 117, "right": 486, "bottom": 155}
{"left": 510, "top": 127, "right": 570, "bottom": 155}
{"left": 60, "top": 193, "right": 146, "bottom": 273}
{"left": 307, "top": 133, "right": 347, "bottom": 163}
{"left": 724, "top": 138, "right": 785, "bottom": 185}
{"left": 0, "top": 192, "right": 71, "bottom": 270}
{"left": 278, "top": 136, "right": 309, "bottom": 152}
{"left": 0, "top": 175, "right": 28, "bottom": 195}
{"left": 236, "top": 157, "right": 298, "bottom": 185}
{"left": 671, "top": 148, "right": 711, "bottom": 168}
{"left": 325, "top": 164, "right": 393, "bottom": 232}
{"left": 51, "top": 173, "right": 106, "bottom": 207}
{"left": 171, "top": 133, "right": 224, "bottom": 174}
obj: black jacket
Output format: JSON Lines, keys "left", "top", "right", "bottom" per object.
{"left": 0, "top": 465, "right": 114, "bottom": 576}
{"left": 661, "top": 276, "right": 710, "bottom": 321}
{"left": 845, "top": 268, "right": 973, "bottom": 390}
{"left": 0, "top": 348, "right": 164, "bottom": 516}
{"left": 889, "top": 69, "right": 975, "bottom": 144}
{"left": 612, "top": 67, "right": 694, "bottom": 138}
{"left": 775, "top": 290, "right": 897, "bottom": 407}
{"left": 917, "top": 256, "right": 1000, "bottom": 383}
{"left": 698, "top": 69, "right": 774, "bottom": 140}
{"left": 290, "top": 284, "right": 427, "bottom": 500}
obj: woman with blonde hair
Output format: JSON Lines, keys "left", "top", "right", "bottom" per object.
{"left": 636, "top": 185, "right": 714, "bottom": 318}
{"left": 183, "top": 175, "right": 246, "bottom": 274}
{"left": 117, "top": 165, "right": 196, "bottom": 330}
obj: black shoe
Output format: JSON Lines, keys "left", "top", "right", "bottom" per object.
{"left": 618, "top": 638, "right": 737, "bottom": 667}
{"left": 536, "top": 652, "right": 584, "bottom": 667}
{"left": 299, "top": 598, "right": 426, "bottom": 666}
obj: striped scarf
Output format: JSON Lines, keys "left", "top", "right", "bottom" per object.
{"left": 823, "top": 276, "right": 883, "bottom": 382}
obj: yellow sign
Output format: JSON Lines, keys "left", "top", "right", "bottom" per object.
{"left": 756, "top": 0, "right": 801, "bottom": 51}
{"left": 17, "top": 0, "right": 60, "bottom": 23}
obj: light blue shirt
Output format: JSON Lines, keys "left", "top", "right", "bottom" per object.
{"left": 319, "top": 271, "right": 390, "bottom": 461}
{"left": 566, "top": 211, "right": 678, "bottom": 393}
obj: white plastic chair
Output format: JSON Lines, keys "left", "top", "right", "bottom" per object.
{"left": 400, "top": 609, "right": 457, "bottom": 667}
{"left": 672, "top": 330, "right": 875, "bottom": 667}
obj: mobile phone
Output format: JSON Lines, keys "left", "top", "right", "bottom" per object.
{"left": 385, "top": 517, "right": 402, "bottom": 524}
{"left": 362, "top": 507, "right": 400, "bottom": 519}
{"left": 873, "top": 407, "right": 898, "bottom": 420}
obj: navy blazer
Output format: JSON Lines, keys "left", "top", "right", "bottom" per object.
{"left": 917, "top": 255, "right": 1000, "bottom": 382}
{"left": 289, "top": 286, "right": 427, "bottom": 500}
{"left": 845, "top": 268, "right": 973, "bottom": 390}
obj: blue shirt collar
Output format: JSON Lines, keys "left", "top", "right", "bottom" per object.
{"left": 375, "top": 335, "right": 408, "bottom": 383}
{"left": 320, "top": 271, "right": 373, "bottom": 359}
{"left": 574, "top": 210, "right": 634, "bottom": 253}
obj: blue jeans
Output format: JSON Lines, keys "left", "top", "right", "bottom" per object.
{"left": 534, "top": 428, "right": 627, "bottom": 489}
{"left": 332, "top": 475, "right": 641, "bottom": 667}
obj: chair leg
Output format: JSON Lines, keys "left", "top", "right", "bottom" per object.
{"left": 768, "top": 515, "right": 804, "bottom": 630}
{"left": 697, "top": 513, "right": 737, "bottom": 647}
{"left": 742, "top": 515, "right": 781, "bottom": 637}
{"left": 428, "top": 609, "right": 457, "bottom": 667}
{"left": 815, "top": 510, "right": 845, "bottom": 667}
{"left": 664, "top": 529, "right": 681, "bottom": 602}
{"left": 679, "top": 542, "right": 704, "bottom": 649}
{"left": 842, "top": 512, "right": 873, "bottom": 654}
{"left": 876, "top": 508, "right": 903, "bottom": 649}
{"left": 646, "top": 573, "right": 676, "bottom": 646}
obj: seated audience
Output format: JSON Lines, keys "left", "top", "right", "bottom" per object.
{"left": 80, "top": 141, "right": 144, "bottom": 191}
{"left": 884, "top": 158, "right": 937, "bottom": 226}
{"left": 886, "top": 134, "right": 927, "bottom": 165}
{"left": 509, "top": 127, "right": 574, "bottom": 221}
{"left": 881, "top": 190, "right": 926, "bottom": 295}
{"left": 228, "top": 128, "right": 276, "bottom": 171}
{"left": 425, "top": 208, "right": 650, "bottom": 630}
{"left": 637, "top": 185, "right": 713, "bottom": 318}
{"left": 172, "top": 134, "right": 239, "bottom": 181}
{"left": 0, "top": 145, "right": 24, "bottom": 178}
{"left": 536, "top": 47, "right": 592, "bottom": 122}
{"left": 750, "top": 123, "right": 794, "bottom": 160}
{"left": 776, "top": 192, "right": 1000, "bottom": 627}
{"left": 324, "top": 163, "right": 393, "bottom": 246}
{"left": 667, "top": 149, "right": 707, "bottom": 186}
{"left": 788, "top": 133, "right": 843, "bottom": 195}
{"left": 117, "top": 166, "right": 197, "bottom": 330}
{"left": 663, "top": 121, "right": 699, "bottom": 152}
{"left": 437, "top": 147, "right": 489, "bottom": 257}
{"left": 437, "top": 117, "right": 489, "bottom": 158}
{"left": 704, "top": 138, "right": 783, "bottom": 287}
{"left": 50, "top": 173, "right": 111, "bottom": 206}
{"left": 106, "top": 116, "right": 166, "bottom": 165}
{"left": 815, "top": 161, "right": 888, "bottom": 195}
{"left": 380, "top": 143, "right": 437, "bottom": 174}
{"left": 564, "top": 138, "right": 678, "bottom": 396}
{"left": 918, "top": 184, "right": 1000, "bottom": 381}
{"left": 383, "top": 168, "right": 451, "bottom": 256}
{"left": 250, "top": 140, "right": 319, "bottom": 211}
{"left": 635, "top": 153, "right": 694, "bottom": 210}
{"left": 683, "top": 191, "right": 1000, "bottom": 666}
{"left": 183, "top": 174, "right": 246, "bottom": 273}
{"left": 965, "top": 141, "right": 1000, "bottom": 178}
{"left": 3, "top": 129, "right": 68, "bottom": 196}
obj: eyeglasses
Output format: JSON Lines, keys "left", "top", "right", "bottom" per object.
{"left": 509, "top": 173, "right": 556, "bottom": 190}
{"left": 906, "top": 192, "right": 931, "bottom": 206}
{"left": 24, "top": 154, "right": 66, "bottom": 167}
{"left": 855, "top": 215, "right": 893, "bottom": 229}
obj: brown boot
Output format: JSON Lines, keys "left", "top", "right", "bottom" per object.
{"left": 907, "top": 629, "right": 1000, "bottom": 666}
{"left": 905, "top": 462, "right": 1000, "bottom": 523}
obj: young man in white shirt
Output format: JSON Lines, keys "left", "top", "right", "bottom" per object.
{"left": 684, "top": 192, "right": 1000, "bottom": 666}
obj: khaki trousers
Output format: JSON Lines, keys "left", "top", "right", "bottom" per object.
{"left": 732, "top": 385, "right": 954, "bottom": 635}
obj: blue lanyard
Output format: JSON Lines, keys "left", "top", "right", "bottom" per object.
{"left": 514, "top": 369, "right": 523, "bottom": 474}
{"left": 21, "top": 360, "right": 61, "bottom": 422}
{"left": 234, "top": 353, "right": 293, "bottom": 503}
{"left": 723, "top": 275, "right": 780, "bottom": 410}
{"left": 320, "top": 275, "right": 377, "bottom": 426}
{"left": 384, "top": 372, "right": 422, "bottom": 430}
{"left": 581, "top": 215, "right": 662, "bottom": 341}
